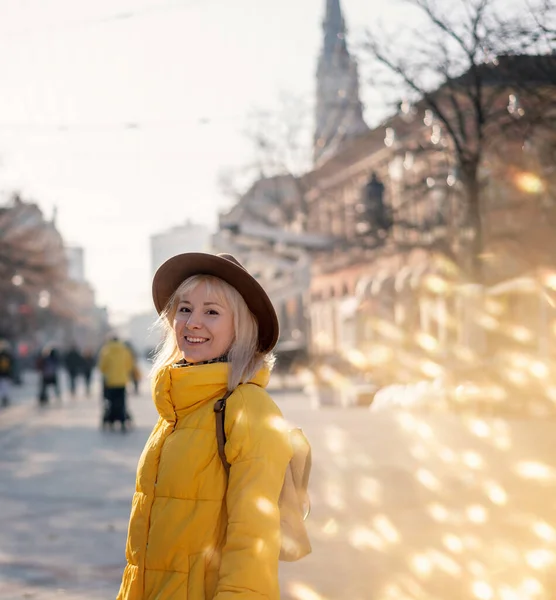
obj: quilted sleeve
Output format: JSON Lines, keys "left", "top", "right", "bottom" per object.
{"left": 214, "top": 385, "right": 292, "bottom": 599}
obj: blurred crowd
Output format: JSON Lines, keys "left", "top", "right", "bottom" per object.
{"left": 0, "top": 335, "right": 142, "bottom": 432}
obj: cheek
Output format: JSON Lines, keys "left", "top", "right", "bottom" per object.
{"left": 173, "top": 317, "right": 184, "bottom": 334}
{"left": 225, "top": 323, "right": 235, "bottom": 346}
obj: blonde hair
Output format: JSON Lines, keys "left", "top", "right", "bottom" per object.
{"left": 150, "top": 274, "right": 274, "bottom": 390}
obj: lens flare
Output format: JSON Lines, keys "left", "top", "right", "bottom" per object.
{"left": 514, "top": 171, "right": 546, "bottom": 194}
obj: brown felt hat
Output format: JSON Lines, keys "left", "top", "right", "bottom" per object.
{"left": 152, "top": 252, "right": 279, "bottom": 352}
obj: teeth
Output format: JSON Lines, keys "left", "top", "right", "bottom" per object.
{"left": 186, "top": 336, "right": 207, "bottom": 343}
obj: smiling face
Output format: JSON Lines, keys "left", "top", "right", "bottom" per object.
{"left": 173, "top": 280, "right": 235, "bottom": 364}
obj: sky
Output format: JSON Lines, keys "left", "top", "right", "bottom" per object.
{"left": 0, "top": 0, "right": 420, "bottom": 323}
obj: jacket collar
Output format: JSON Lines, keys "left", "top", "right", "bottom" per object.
{"left": 152, "top": 362, "right": 270, "bottom": 423}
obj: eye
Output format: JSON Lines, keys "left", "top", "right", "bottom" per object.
{"left": 207, "top": 309, "right": 219, "bottom": 316}
{"left": 179, "top": 306, "right": 191, "bottom": 313}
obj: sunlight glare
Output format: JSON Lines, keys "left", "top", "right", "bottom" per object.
{"left": 532, "top": 521, "right": 556, "bottom": 542}
{"left": 525, "top": 549, "right": 556, "bottom": 569}
{"left": 410, "top": 553, "right": 432, "bottom": 577}
{"left": 463, "top": 451, "right": 484, "bottom": 469}
{"left": 515, "top": 461, "right": 556, "bottom": 481}
{"left": 429, "top": 549, "right": 462, "bottom": 576}
{"left": 349, "top": 526, "right": 385, "bottom": 551}
{"left": 415, "top": 422, "right": 434, "bottom": 439}
{"left": 420, "top": 359, "right": 443, "bottom": 378}
{"left": 358, "top": 477, "right": 382, "bottom": 504}
{"left": 288, "top": 582, "right": 327, "bottom": 600}
{"left": 416, "top": 468, "right": 441, "bottom": 491}
{"left": 410, "top": 443, "right": 430, "bottom": 460}
{"left": 472, "top": 581, "right": 494, "bottom": 600}
{"left": 428, "top": 503, "right": 450, "bottom": 522}
{"left": 255, "top": 496, "right": 274, "bottom": 515}
{"left": 498, "top": 587, "right": 520, "bottom": 600}
{"left": 468, "top": 560, "right": 487, "bottom": 576}
{"left": 373, "top": 515, "right": 400, "bottom": 544}
{"left": 484, "top": 481, "right": 507, "bottom": 505}
{"left": 322, "top": 518, "right": 338, "bottom": 537}
{"left": 514, "top": 171, "right": 545, "bottom": 194}
{"left": 469, "top": 419, "right": 491, "bottom": 438}
{"left": 466, "top": 505, "right": 488, "bottom": 523}
{"left": 521, "top": 577, "right": 543, "bottom": 596}
{"left": 324, "top": 480, "right": 346, "bottom": 510}
{"left": 324, "top": 426, "right": 345, "bottom": 454}
{"left": 442, "top": 534, "right": 464, "bottom": 553}
{"left": 438, "top": 447, "right": 456, "bottom": 463}
{"left": 415, "top": 332, "right": 438, "bottom": 352}
{"left": 529, "top": 361, "right": 548, "bottom": 379}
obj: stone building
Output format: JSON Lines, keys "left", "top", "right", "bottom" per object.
{"left": 0, "top": 195, "right": 108, "bottom": 354}
{"left": 313, "top": 0, "right": 368, "bottom": 165}
{"left": 214, "top": 175, "right": 331, "bottom": 368}
{"left": 304, "top": 50, "right": 556, "bottom": 386}
{"left": 216, "top": 0, "right": 556, "bottom": 395}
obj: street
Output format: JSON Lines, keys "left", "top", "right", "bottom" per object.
{"left": 1, "top": 372, "right": 556, "bottom": 600}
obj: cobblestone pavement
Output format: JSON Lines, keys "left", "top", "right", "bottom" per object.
{"left": 2, "top": 373, "right": 556, "bottom": 599}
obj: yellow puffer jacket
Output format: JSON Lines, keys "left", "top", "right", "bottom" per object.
{"left": 117, "top": 362, "right": 292, "bottom": 600}
{"left": 98, "top": 340, "right": 134, "bottom": 387}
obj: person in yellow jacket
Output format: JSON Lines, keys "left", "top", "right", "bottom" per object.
{"left": 117, "top": 252, "right": 292, "bottom": 600}
{"left": 98, "top": 335, "right": 134, "bottom": 431}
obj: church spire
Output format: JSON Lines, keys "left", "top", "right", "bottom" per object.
{"left": 314, "top": 0, "right": 368, "bottom": 165}
{"left": 323, "top": 0, "right": 346, "bottom": 59}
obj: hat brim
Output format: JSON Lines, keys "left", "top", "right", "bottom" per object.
{"left": 152, "top": 253, "right": 279, "bottom": 353}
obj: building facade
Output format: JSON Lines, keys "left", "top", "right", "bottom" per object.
{"left": 150, "top": 220, "right": 211, "bottom": 277}
{"left": 214, "top": 175, "right": 331, "bottom": 368}
{"left": 314, "top": 0, "right": 368, "bottom": 165}
{"left": 215, "top": 0, "right": 556, "bottom": 398}
{"left": 304, "top": 49, "right": 556, "bottom": 386}
{"left": 0, "top": 195, "right": 109, "bottom": 355}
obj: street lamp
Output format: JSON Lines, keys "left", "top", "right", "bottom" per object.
{"left": 11, "top": 274, "right": 23, "bottom": 287}
{"left": 38, "top": 290, "right": 50, "bottom": 309}
{"left": 514, "top": 171, "right": 545, "bottom": 195}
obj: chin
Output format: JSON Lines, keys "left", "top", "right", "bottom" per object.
{"left": 180, "top": 351, "right": 212, "bottom": 363}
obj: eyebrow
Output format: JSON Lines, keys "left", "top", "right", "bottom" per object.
{"left": 179, "top": 300, "right": 225, "bottom": 308}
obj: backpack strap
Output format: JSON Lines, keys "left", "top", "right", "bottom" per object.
{"left": 214, "top": 390, "right": 233, "bottom": 475}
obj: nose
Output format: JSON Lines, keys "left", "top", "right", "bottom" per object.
{"left": 186, "top": 311, "right": 202, "bottom": 329}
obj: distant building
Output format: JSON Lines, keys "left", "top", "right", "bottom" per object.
{"left": 213, "top": 0, "right": 556, "bottom": 390}
{"left": 131, "top": 220, "right": 211, "bottom": 360}
{"left": 122, "top": 310, "right": 160, "bottom": 359}
{"left": 150, "top": 220, "right": 211, "bottom": 277}
{"left": 215, "top": 175, "right": 331, "bottom": 368}
{"left": 65, "top": 246, "right": 85, "bottom": 283}
{"left": 0, "top": 196, "right": 109, "bottom": 352}
{"left": 62, "top": 245, "right": 109, "bottom": 350}
{"left": 314, "top": 0, "right": 368, "bottom": 165}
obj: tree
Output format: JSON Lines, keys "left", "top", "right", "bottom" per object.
{"left": 0, "top": 193, "right": 71, "bottom": 340}
{"left": 364, "top": 0, "right": 556, "bottom": 281}
{"left": 0, "top": 194, "right": 67, "bottom": 284}
{"left": 218, "top": 94, "right": 315, "bottom": 233}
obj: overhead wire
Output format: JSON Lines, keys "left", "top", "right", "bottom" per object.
{"left": 1, "top": 0, "right": 208, "bottom": 38}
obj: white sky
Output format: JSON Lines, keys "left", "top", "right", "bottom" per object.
{"left": 0, "top": 0, "right": 419, "bottom": 322}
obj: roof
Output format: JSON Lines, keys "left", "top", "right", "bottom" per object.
{"left": 304, "top": 53, "right": 556, "bottom": 184}
{"left": 453, "top": 54, "right": 556, "bottom": 87}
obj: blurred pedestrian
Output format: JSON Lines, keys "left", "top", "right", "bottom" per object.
{"left": 81, "top": 347, "right": 96, "bottom": 397}
{"left": 98, "top": 335, "right": 134, "bottom": 432}
{"left": 64, "top": 344, "right": 83, "bottom": 398}
{"left": 36, "top": 346, "right": 61, "bottom": 405}
{"left": 124, "top": 341, "right": 140, "bottom": 395}
{"left": 117, "top": 252, "right": 293, "bottom": 600}
{"left": 0, "top": 339, "right": 15, "bottom": 407}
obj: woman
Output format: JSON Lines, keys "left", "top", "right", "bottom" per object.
{"left": 118, "top": 252, "right": 292, "bottom": 600}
